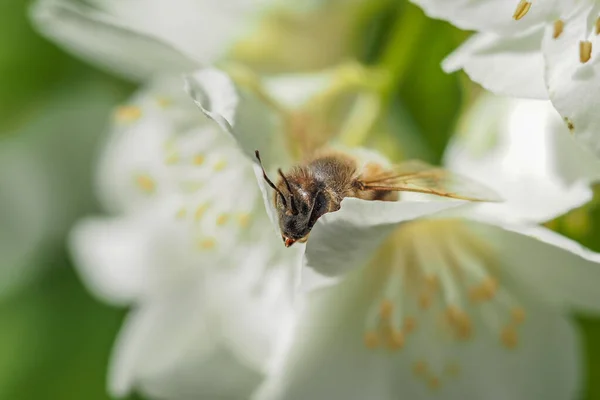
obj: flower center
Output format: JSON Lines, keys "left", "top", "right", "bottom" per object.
{"left": 363, "top": 219, "right": 526, "bottom": 390}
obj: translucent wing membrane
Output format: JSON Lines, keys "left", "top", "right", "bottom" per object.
{"left": 359, "top": 160, "right": 502, "bottom": 202}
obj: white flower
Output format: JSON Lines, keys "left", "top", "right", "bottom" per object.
{"left": 0, "top": 82, "right": 121, "bottom": 299}
{"left": 30, "top": 0, "right": 371, "bottom": 80}
{"left": 185, "top": 70, "right": 600, "bottom": 399}
{"left": 410, "top": 0, "right": 600, "bottom": 161}
{"left": 69, "top": 77, "right": 301, "bottom": 399}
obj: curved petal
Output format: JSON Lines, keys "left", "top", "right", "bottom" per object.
{"left": 30, "top": 0, "right": 199, "bottom": 81}
{"left": 442, "top": 30, "right": 548, "bottom": 99}
{"left": 542, "top": 13, "right": 600, "bottom": 160}
{"left": 184, "top": 68, "right": 290, "bottom": 171}
{"left": 68, "top": 217, "right": 148, "bottom": 305}
{"left": 304, "top": 198, "right": 468, "bottom": 278}
{"left": 410, "top": 0, "right": 559, "bottom": 35}
{"left": 444, "top": 95, "right": 592, "bottom": 224}
{"left": 467, "top": 221, "right": 600, "bottom": 315}
{"left": 256, "top": 260, "right": 581, "bottom": 400}
{"left": 109, "top": 283, "right": 263, "bottom": 399}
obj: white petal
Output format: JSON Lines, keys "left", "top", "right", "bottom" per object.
{"left": 256, "top": 262, "right": 582, "bottom": 400}
{"left": 411, "top": 0, "right": 559, "bottom": 35}
{"left": 184, "top": 68, "right": 290, "bottom": 171}
{"left": 68, "top": 217, "right": 148, "bottom": 305}
{"left": 445, "top": 95, "right": 592, "bottom": 223}
{"left": 109, "top": 283, "right": 263, "bottom": 399}
{"left": 442, "top": 30, "right": 548, "bottom": 99}
{"left": 469, "top": 220, "right": 600, "bottom": 314}
{"left": 542, "top": 13, "right": 600, "bottom": 160}
{"left": 304, "top": 198, "right": 468, "bottom": 278}
{"left": 30, "top": 0, "right": 198, "bottom": 81}
{"left": 255, "top": 267, "right": 395, "bottom": 400}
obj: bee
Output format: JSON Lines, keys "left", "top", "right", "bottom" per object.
{"left": 254, "top": 149, "right": 498, "bottom": 247}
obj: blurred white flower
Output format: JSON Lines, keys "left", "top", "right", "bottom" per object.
{"left": 410, "top": 0, "right": 600, "bottom": 161}
{"left": 30, "top": 0, "right": 374, "bottom": 80}
{"left": 186, "top": 69, "right": 600, "bottom": 399}
{"left": 69, "top": 77, "right": 301, "bottom": 399}
{"left": 0, "top": 81, "right": 121, "bottom": 299}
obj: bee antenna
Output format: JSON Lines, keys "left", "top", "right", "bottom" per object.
{"left": 278, "top": 168, "right": 298, "bottom": 215}
{"left": 255, "top": 150, "right": 287, "bottom": 207}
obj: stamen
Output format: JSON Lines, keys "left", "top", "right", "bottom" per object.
{"left": 511, "top": 307, "right": 526, "bottom": 324}
{"left": 428, "top": 376, "right": 441, "bottom": 390}
{"left": 213, "top": 159, "right": 227, "bottom": 171}
{"left": 596, "top": 17, "right": 600, "bottom": 35}
{"left": 193, "top": 154, "right": 205, "bottom": 165}
{"left": 197, "top": 237, "right": 216, "bottom": 250}
{"left": 175, "top": 207, "right": 187, "bottom": 219}
{"left": 413, "top": 361, "right": 428, "bottom": 376}
{"left": 216, "top": 213, "right": 229, "bottom": 226}
{"left": 164, "top": 153, "right": 179, "bottom": 165}
{"left": 364, "top": 331, "right": 379, "bottom": 349}
{"left": 469, "top": 277, "right": 498, "bottom": 302}
{"left": 444, "top": 363, "right": 461, "bottom": 377}
{"left": 553, "top": 20, "right": 564, "bottom": 39}
{"left": 156, "top": 97, "right": 171, "bottom": 108}
{"left": 379, "top": 299, "right": 394, "bottom": 322}
{"left": 194, "top": 204, "right": 208, "bottom": 221}
{"left": 404, "top": 316, "right": 417, "bottom": 333}
{"left": 115, "top": 105, "right": 142, "bottom": 122}
{"left": 446, "top": 306, "right": 472, "bottom": 340}
{"left": 500, "top": 325, "right": 519, "bottom": 348}
{"left": 135, "top": 174, "right": 156, "bottom": 193}
{"left": 236, "top": 213, "right": 251, "bottom": 227}
{"left": 580, "top": 40, "right": 592, "bottom": 63}
{"left": 513, "top": 0, "right": 531, "bottom": 20}
{"left": 386, "top": 329, "right": 405, "bottom": 351}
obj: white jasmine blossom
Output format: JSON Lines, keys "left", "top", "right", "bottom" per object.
{"left": 411, "top": 0, "right": 600, "bottom": 160}
{"left": 186, "top": 68, "right": 600, "bottom": 399}
{"left": 69, "top": 77, "right": 301, "bottom": 399}
{"left": 30, "top": 0, "right": 372, "bottom": 80}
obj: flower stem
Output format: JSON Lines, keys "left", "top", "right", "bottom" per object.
{"left": 379, "top": 4, "right": 427, "bottom": 103}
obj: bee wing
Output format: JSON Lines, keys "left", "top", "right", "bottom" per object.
{"left": 359, "top": 160, "right": 502, "bottom": 202}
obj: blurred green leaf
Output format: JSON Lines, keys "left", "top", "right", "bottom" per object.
{"left": 395, "top": 9, "right": 467, "bottom": 163}
{"left": 0, "top": 253, "right": 132, "bottom": 400}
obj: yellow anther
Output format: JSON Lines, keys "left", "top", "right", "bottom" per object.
{"left": 596, "top": 17, "right": 600, "bottom": 35}
{"left": 469, "top": 277, "right": 498, "bottom": 302}
{"left": 194, "top": 204, "right": 208, "bottom": 221}
{"left": 513, "top": 0, "right": 531, "bottom": 20}
{"left": 193, "top": 154, "right": 205, "bottom": 165}
{"left": 115, "top": 105, "right": 142, "bottom": 122}
{"left": 418, "top": 293, "right": 432, "bottom": 310}
{"left": 175, "top": 207, "right": 187, "bottom": 219}
{"left": 213, "top": 159, "right": 227, "bottom": 171}
{"left": 156, "top": 96, "right": 172, "bottom": 108}
{"left": 446, "top": 306, "right": 472, "bottom": 340}
{"left": 413, "top": 361, "right": 428, "bottom": 376}
{"left": 197, "top": 238, "right": 216, "bottom": 250}
{"left": 428, "top": 376, "right": 441, "bottom": 390}
{"left": 364, "top": 331, "right": 379, "bottom": 349}
{"left": 445, "top": 363, "right": 461, "bottom": 377}
{"left": 135, "top": 174, "right": 156, "bottom": 193}
{"left": 236, "top": 213, "right": 251, "bottom": 227}
{"left": 580, "top": 40, "right": 592, "bottom": 63}
{"left": 216, "top": 214, "right": 230, "bottom": 226}
{"left": 386, "top": 330, "right": 405, "bottom": 351}
{"left": 164, "top": 153, "right": 179, "bottom": 165}
{"left": 511, "top": 307, "right": 526, "bottom": 324}
{"left": 552, "top": 20, "right": 564, "bottom": 39}
{"left": 379, "top": 299, "right": 394, "bottom": 321}
{"left": 501, "top": 326, "right": 519, "bottom": 349}
{"left": 404, "top": 317, "right": 417, "bottom": 334}
{"left": 424, "top": 274, "right": 439, "bottom": 290}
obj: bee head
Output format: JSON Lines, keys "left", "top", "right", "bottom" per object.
{"left": 255, "top": 150, "right": 328, "bottom": 247}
